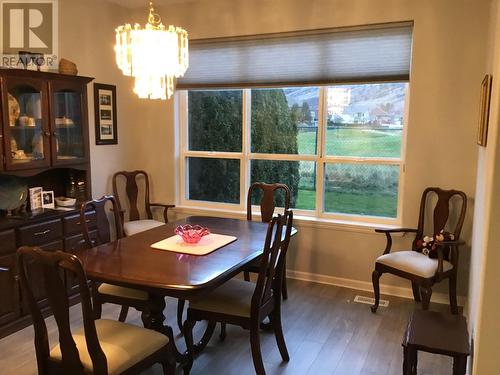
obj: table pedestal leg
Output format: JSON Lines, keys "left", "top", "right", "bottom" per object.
{"left": 144, "top": 294, "right": 189, "bottom": 368}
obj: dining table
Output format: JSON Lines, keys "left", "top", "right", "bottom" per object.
{"left": 73, "top": 215, "right": 296, "bottom": 373}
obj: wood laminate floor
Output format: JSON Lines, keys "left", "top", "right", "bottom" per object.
{"left": 0, "top": 279, "right": 453, "bottom": 374}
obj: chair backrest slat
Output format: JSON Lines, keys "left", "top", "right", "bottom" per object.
{"left": 18, "top": 247, "right": 108, "bottom": 374}
{"left": 80, "top": 195, "right": 124, "bottom": 248}
{"left": 247, "top": 182, "right": 290, "bottom": 223}
{"left": 416, "top": 187, "right": 467, "bottom": 241}
{"left": 112, "top": 170, "right": 152, "bottom": 221}
{"left": 251, "top": 210, "right": 293, "bottom": 313}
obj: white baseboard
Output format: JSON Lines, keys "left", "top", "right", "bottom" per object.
{"left": 286, "top": 269, "right": 467, "bottom": 307}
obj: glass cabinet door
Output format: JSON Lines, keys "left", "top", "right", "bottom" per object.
{"left": 2, "top": 77, "right": 50, "bottom": 170}
{"left": 49, "top": 81, "right": 88, "bottom": 165}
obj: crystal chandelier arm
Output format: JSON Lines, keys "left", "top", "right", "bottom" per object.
{"left": 148, "top": 1, "right": 163, "bottom": 28}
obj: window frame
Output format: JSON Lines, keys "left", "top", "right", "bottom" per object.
{"left": 178, "top": 83, "right": 409, "bottom": 225}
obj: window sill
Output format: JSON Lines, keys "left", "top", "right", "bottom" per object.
{"left": 173, "top": 205, "right": 402, "bottom": 235}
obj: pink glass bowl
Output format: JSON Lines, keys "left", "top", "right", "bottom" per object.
{"left": 175, "top": 224, "right": 210, "bottom": 244}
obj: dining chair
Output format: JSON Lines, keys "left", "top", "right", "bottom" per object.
{"left": 17, "top": 246, "right": 176, "bottom": 375}
{"left": 112, "top": 170, "right": 174, "bottom": 236}
{"left": 176, "top": 182, "right": 291, "bottom": 333}
{"left": 183, "top": 211, "right": 293, "bottom": 375}
{"left": 80, "top": 196, "right": 149, "bottom": 323}
{"left": 244, "top": 182, "right": 291, "bottom": 297}
{"left": 371, "top": 187, "right": 467, "bottom": 314}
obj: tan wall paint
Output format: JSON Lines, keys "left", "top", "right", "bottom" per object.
{"left": 58, "top": 0, "right": 500, "bottom": 369}
{"left": 58, "top": 0, "right": 169, "bottom": 198}
{"left": 468, "top": 0, "right": 500, "bottom": 373}
{"left": 58, "top": 0, "right": 491, "bottom": 299}
{"left": 144, "top": 0, "right": 490, "bottom": 296}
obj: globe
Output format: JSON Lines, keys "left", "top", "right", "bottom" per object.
{"left": 0, "top": 175, "right": 27, "bottom": 213}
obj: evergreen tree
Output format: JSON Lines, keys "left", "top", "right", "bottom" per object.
{"left": 251, "top": 89, "right": 300, "bottom": 206}
{"left": 187, "top": 89, "right": 300, "bottom": 207}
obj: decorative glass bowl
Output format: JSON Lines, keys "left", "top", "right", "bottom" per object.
{"left": 175, "top": 224, "right": 210, "bottom": 244}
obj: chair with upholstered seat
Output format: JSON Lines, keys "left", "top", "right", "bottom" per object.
{"left": 112, "top": 170, "right": 174, "bottom": 236}
{"left": 243, "top": 182, "right": 291, "bottom": 297}
{"left": 371, "top": 187, "right": 467, "bottom": 314}
{"left": 80, "top": 196, "right": 149, "bottom": 323}
{"left": 17, "top": 246, "right": 176, "bottom": 375}
{"left": 176, "top": 182, "right": 291, "bottom": 334}
{"left": 183, "top": 211, "right": 293, "bottom": 375}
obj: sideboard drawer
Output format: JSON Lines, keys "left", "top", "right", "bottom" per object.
{"left": 0, "top": 229, "right": 16, "bottom": 255}
{"left": 18, "top": 219, "right": 63, "bottom": 246}
{"left": 63, "top": 211, "right": 96, "bottom": 236}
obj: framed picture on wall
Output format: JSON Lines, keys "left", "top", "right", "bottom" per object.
{"left": 94, "top": 83, "right": 118, "bottom": 145}
{"left": 477, "top": 74, "right": 492, "bottom": 147}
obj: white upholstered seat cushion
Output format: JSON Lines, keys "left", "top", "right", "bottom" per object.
{"left": 189, "top": 278, "right": 256, "bottom": 317}
{"left": 123, "top": 219, "right": 164, "bottom": 236}
{"left": 376, "top": 250, "right": 453, "bottom": 278}
{"left": 49, "top": 319, "right": 168, "bottom": 375}
{"left": 98, "top": 283, "right": 148, "bottom": 301}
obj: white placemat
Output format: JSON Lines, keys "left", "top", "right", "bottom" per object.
{"left": 150, "top": 233, "right": 237, "bottom": 256}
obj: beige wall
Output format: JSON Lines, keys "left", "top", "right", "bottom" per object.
{"left": 58, "top": 0, "right": 171, "bottom": 198}
{"left": 468, "top": 0, "right": 500, "bottom": 373}
{"left": 142, "top": 0, "right": 490, "bottom": 297}
{"left": 58, "top": 0, "right": 499, "bottom": 370}
{"left": 58, "top": 0, "right": 491, "bottom": 298}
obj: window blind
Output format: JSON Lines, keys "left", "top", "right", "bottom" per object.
{"left": 177, "top": 22, "right": 413, "bottom": 89}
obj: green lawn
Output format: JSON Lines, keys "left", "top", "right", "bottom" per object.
{"left": 294, "top": 127, "right": 401, "bottom": 217}
{"left": 295, "top": 189, "right": 397, "bottom": 218}
{"left": 297, "top": 127, "right": 402, "bottom": 157}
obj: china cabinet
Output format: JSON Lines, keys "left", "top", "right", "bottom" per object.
{"left": 1, "top": 68, "right": 92, "bottom": 172}
{"left": 0, "top": 68, "right": 95, "bottom": 338}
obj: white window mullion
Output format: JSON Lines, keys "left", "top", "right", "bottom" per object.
{"left": 248, "top": 153, "right": 316, "bottom": 162}
{"left": 178, "top": 91, "right": 188, "bottom": 205}
{"left": 183, "top": 151, "right": 243, "bottom": 159}
{"left": 315, "top": 87, "right": 327, "bottom": 217}
{"left": 241, "top": 89, "right": 251, "bottom": 211}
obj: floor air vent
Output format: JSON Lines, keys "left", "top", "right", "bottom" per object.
{"left": 354, "top": 295, "right": 389, "bottom": 307}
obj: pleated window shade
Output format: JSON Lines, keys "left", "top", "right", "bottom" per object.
{"left": 177, "top": 22, "right": 413, "bottom": 89}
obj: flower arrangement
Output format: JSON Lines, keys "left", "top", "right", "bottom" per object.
{"left": 415, "top": 230, "right": 455, "bottom": 259}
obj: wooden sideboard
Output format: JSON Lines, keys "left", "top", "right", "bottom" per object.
{"left": 0, "top": 209, "right": 98, "bottom": 338}
{"left": 0, "top": 68, "right": 96, "bottom": 338}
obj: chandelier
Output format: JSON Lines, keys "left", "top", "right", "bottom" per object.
{"left": 114, "top": 1, "right": 189, "bottom": 100}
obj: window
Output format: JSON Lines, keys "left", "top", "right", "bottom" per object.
{"left": 179, "top": 82, "right": 408, "bottom": 223}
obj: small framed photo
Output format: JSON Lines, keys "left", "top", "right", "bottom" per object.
{"left": 42, "top": 191, "right": 55, "bottom": 209}
{"left": 29, "top": 187, "right": 43, "bottom": 211}
{"left": 477, "top": 74, "right": 492, "bottom": 147}
{"left": 94, "top": 83, "right": 118, "bottom": 145}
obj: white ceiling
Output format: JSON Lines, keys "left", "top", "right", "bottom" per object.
{"left": 104, "top": 0, "right": 196, "bottom": 8}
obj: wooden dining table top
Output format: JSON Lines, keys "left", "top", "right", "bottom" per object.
{"left": 74, "top": 215, "right": 295, "bottom": 299}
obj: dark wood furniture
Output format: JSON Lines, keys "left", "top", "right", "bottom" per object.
{"left": 72, "top": 216, "right": 297, "bottom": 373}
{"left": 1, "top": 68, "right": 92, "bottom": 175}
{"left": 0, "top": 208, "right": 98, "bottom": 338}
{"left": 372, "top": 187, "right": 467, "bottom": 314}
{"left": 0, "top": 68, "right": 94, "bottom": 338}
{"left": 112, "top": 170, "right": 175, "bottom": 236}
{"left": 177, "top": 182, "right": 291, "bottom": 333}
{"left": 184, "top": 211, "right": 293, "bottom": 375}
{"left": 403, "top": 309, "right": 470, "bottom": 375}
{"left": 17, "top": 246, "right": 176, "bottom": 375}
{"left": 80, "top": 196, "right": 149, "bottom": 323}
{"left": 244, "top": 182, "right": 291, "bottom": 296}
